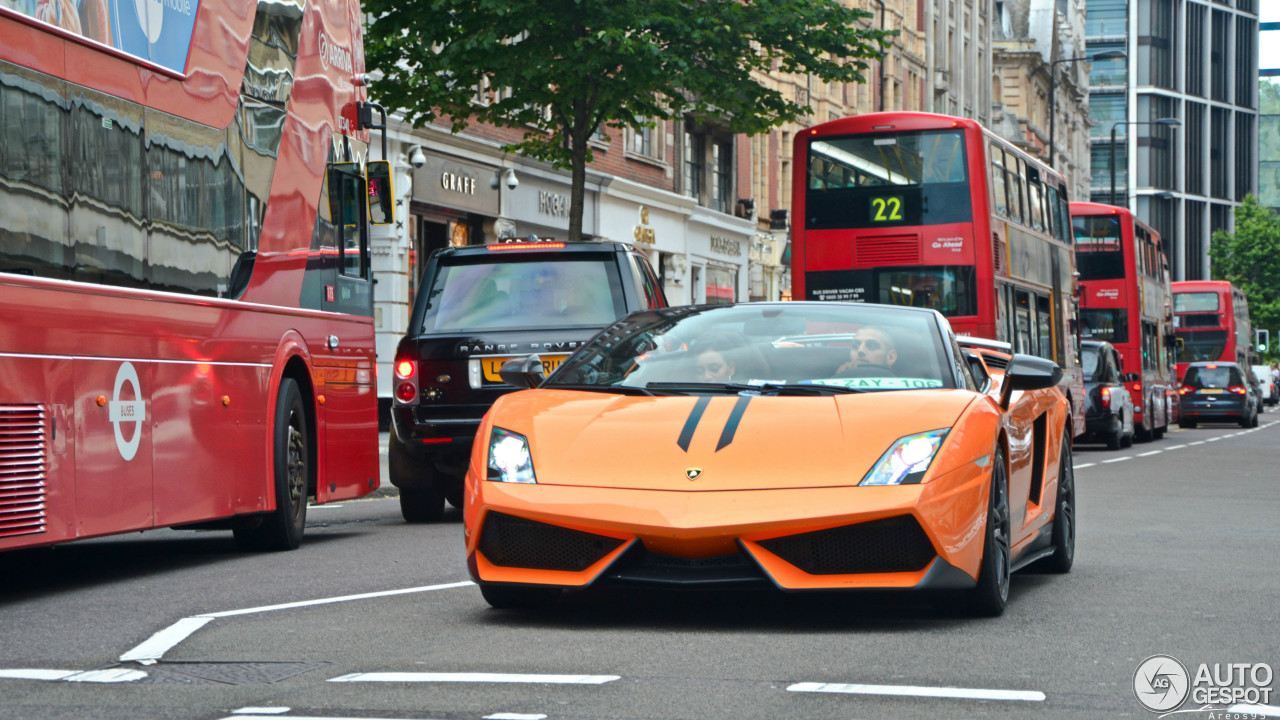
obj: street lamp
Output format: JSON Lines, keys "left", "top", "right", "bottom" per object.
{"left": 1110, "top": 117, "right": 1181, "bottom": 207}
{"left": 1048, "top": 50, "right": 1126, "bottom": 170}
{"left": 872, "top": 0, "right": 886, "bottom": 112}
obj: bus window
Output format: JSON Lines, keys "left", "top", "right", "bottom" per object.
{"left": 1037, "top": 293, "right": 1053, "bottom": 360}
{"left": 1028, "top": 178, "right": 1045, "bottom": 232}
{"left": 876, "top": 267, "right": 977, "bottom": 316}
{"left": 990, "top": 144, "right": 1009, "bottom": 218}
{"left": 1073, "top": 214, "right": 1125, "bottom": 280}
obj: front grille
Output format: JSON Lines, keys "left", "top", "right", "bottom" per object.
{"left": 758, "top": 515, "right": 935, "bottom": 575}
{"left": 479, "top": 512, "right": 624, "bottom": 572}
{"left": 0, "top": 405, "right": 48, "bottom": 538}
{"left": 856, "top": 235, "right": 920, "bottom": 265}
{"left": 603, "top": 544, "right": 768, "bottom": 586}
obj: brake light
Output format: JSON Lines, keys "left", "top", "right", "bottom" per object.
{"left": 1206, "top": 364, "right": 1218, "bottom": 369}
{"left": 1179, "top": 385, "right": 1194, "bottom": 395}
{"left": 1128, "top": 381, "right": 1142, "bottom": 393}
{"left": 487, "top": 242, "right": 566, "bottom": 251}
{"left": 1100, "top": 387, "right": 1111, "bottom": 410}
{"left": 394, "top": 354, "right": 419, "bottom": 405}
{"left": 395, "top": 359, "right": 415, "bottom": 379}
{"left": 1228, "top": 385, "right": 1247, "bottom": 395}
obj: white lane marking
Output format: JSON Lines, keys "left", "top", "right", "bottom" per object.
{"left": 1229, "top": 704, "right": 1280, "bottom": 717}
{"left": 1164, "top": 444, "right": 1186, "bottom": 450}
{"left": 306, "top": 504, "right": 344, "bottom": 509}
{"left": 1207, "top": 437, "right": 1222, "bottom": 442}
{"left": 787, "top": 681, "right": 1045, "bottom": 702}
{"left": 220, "top": 717, "right": 437, "bottom": 720}
{"left": 1189, "top": 441, "right": 1206, "bottom": 446}
{"left": 0, "top": 669, "right": 78, "bottom": 681}
{"left": 1074, "top": 463, "right": 1096, "bottom": 469}
{"left": 1137, "top": 450, "right": 1162, "bottom": 457}
{"left": 330, "top": 672, "right": 620, "bottom": 685}
{"left": 64, "top": 668, "right": 148, "bottom": 683}
{"left": 119, "top": 581, "right": 474, "bottom": 663}
{"left": 232, "top": 710, "right": 291, "bottom": 716}
{"left": 486, "top": 714, "right": 549, "bottom": 720}
{"left": 119, "top": 617, "right": 214, "bottom": 663}
{"left": 1102, "top": 456, "right": 1132, "bottom": 463}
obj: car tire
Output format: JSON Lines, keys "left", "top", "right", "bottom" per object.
{"left": 1105, "top": 419, "right": 1122, "bottom": 450}
{"left": 1120, "top": 421, "right": 1133, "bottom": 448}
{"left": 1251, "top": 410, "right": 1260, "bottom": 428}
{"left": 234, "top": 377, "right": 308, "bottom": 551}
{"left": 445, "top": 482, "right": 465, "bottom": 509}
{"left": 479, "top": 584, "right": 561, "bottom": 610}
{"left": 955, "top": 447, "right": 1011, "bottom": 618}
{"left": 1134, "top": 410, "right": 1153, "bottom": 443}
{"left": 1034, "top": 432, "right": 1075, "bottom": 574}
{"left": 399, "top": 486, "right": 445, "bottom": 523}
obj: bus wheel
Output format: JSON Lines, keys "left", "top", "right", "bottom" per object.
{"left": 1135, "top": 409, "right": 1153, "bottom": 442}
{"left": 235, "top": 377, "right": 308, "bottom": 551}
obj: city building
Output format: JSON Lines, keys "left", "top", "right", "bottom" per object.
{"left": 990, "top": 0, "right": 1093, "bottom": 201}
{"left": 1258, "top": 11, "right": 1280, "bottom": 212}
{"left": 1085, "top": 0, "right": 1260, "bottom": 281}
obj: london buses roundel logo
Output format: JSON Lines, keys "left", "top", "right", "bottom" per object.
{"left": 110, "top": 362, "right": 146, "bottom": 462}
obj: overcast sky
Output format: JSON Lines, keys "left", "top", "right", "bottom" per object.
{"left": 1264, "top": 6, "right": 1279, "bottom": 73}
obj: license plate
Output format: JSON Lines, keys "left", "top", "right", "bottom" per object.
{"left": 481, "top": 354, "right": 569, "bottom": 383}
{"left": 1199, "top": 388, "right": 1223, "bottom": 394}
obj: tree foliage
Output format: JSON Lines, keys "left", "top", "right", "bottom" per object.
{"left": 1210, "top": 195, "right": 1280, "bottom": 356}
{"left": 363, "top": 0, "right": 890, "bottom": 241}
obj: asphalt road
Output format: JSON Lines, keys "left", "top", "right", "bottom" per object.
{"left": 1, "top": 421, "right": 1278, "bottom": 720}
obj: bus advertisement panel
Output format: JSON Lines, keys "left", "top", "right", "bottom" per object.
{"left": 1071, "top": 202, "right": 1176, "bottom": 441}
{"left": 1172, "top": 281, "right": 1252, "bottom": 381}
{"left": 791, "top": 112, "right": 1086, "bottom": 440}
{"left": 0, "top": 0, "right": 390, "bottom": 552}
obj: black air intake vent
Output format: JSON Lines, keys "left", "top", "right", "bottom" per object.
{"left": 479, "top": 512, "right": 624, "bottom": 571}
{"left": 758, "top": 515, "right": 935, "bottom": 575}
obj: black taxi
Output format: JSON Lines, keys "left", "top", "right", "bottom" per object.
{"left": 389, "top": 238, "right": 667, "bottom": 521}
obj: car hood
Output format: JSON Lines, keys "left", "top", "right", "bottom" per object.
{"left": 488, "top": 389, "right": 983, "bottom": 491}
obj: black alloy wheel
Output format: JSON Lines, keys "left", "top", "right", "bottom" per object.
{"left": 1036, "top": 431, "right": 1076, "bottom": 574}
{"left": 954, "top": 447, "right": 1011, "bottom": 617}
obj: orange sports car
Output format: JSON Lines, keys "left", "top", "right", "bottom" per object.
{"left": 462, "top": 302, "right": 1075, "bottom": 616}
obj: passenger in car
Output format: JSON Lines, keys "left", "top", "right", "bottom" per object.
{"left": 689, "top": 333, "right": 770, "bottom": 383}
{"left": 834, "top": 326, "right": 899, "bottom": 377}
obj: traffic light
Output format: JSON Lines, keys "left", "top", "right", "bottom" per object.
{"left": 1257, "top": 328, "right": 1270, "bottom": 353}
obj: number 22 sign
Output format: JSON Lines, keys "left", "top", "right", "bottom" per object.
{"left": 870, "top": 195, "right": 904, "bottom": 222}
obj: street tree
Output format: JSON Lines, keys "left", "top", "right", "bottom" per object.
{"left": 363, "top": 0, "right": 890, "bottom": 242}
{"left": 1210, "top": 195, "right": 1280, "bottom": 358}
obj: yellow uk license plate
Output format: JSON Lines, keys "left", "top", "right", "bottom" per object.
{"left": 1199, "top": 388, "right": 1223, "bottom": 394}
{"left": 481, "top": 354, "right": 569, "bottom": 383}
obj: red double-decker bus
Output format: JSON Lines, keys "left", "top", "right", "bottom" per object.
{"left": 1071, "top": 202, "right": 1176, "bottom": 440}
{"left": 1171, "top": 281, "right": 1252, "bottom": 381}
{"left": 0, "top": 0, "right": 393, "bottom": 551}
{"left": 791, "top": 112, "right": 1086, "bottom": 439}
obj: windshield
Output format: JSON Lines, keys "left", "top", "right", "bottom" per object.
{"left": 1176, "top": 330, "right": 1227, "bottom": 363}
{"left": 1082, "top": 346, "right": 1102, "bottom": 380}
{"left": 1073, "top": 215, "right": 1126, "bottom": 281}
{"left": 805, "top": 130, "right": 972, "bottom": 229}
{"left": 1081, "top": 308, "right": 1129, "bottom": 344}
{"left": 1183, "top": 365, "right": 1242, "bottom": 388}
{"left": 1174, "top": 292, "right": 1220, "bottom": 312}
{"left": 419, "top": 256, "right": 626, "bottom": 332}
{"left": 549, "top": 303, "right": 956, "bottom": 393}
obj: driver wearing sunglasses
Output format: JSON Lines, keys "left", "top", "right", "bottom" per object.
{"left": 835, "top": 326, "right": 898, "bottom": 377}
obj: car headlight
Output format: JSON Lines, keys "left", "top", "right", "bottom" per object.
{"left": 860, "top": 429, "right": 950, "bottom": 486}
{"left": 487, "top": 427, "right": 536, "bottom": 484}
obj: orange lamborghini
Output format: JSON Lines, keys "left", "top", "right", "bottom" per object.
{"left": 462, "top": 302, "right": 1075, "bottom": 616}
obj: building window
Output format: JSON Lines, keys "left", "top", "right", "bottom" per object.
{"left": 683, "top": 129, "right": 704, "bottom": 200}
{"left": 629, "top": 121, "right": 665, "bottom": 162}
{"left": 712, "top": 142, "right": 732, "bottom": 213}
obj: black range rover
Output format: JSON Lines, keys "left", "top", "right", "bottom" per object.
{"left": 389, "top": 239, "right": 667, "bottom": 521}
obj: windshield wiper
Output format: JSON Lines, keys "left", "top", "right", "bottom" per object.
{"left": 645, "top": 382, "right": 865, "bottom": 396}
{"left": 546, "top": 383, "right": 655, "bottom": 396}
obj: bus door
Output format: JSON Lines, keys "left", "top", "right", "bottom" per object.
{"left": 312, "top": 160, "right": 377, "bottom": 502}
{"left": 75, "top": 358, "right": 153, "bottom": 536}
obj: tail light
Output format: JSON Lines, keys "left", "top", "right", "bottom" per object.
{"left": 1227, "top": 385, "right": 1247, "bottom": 395}
{"left": 1128, "top": 381, "right": 1142, "bottom": 394}
{"left": 394, "top": 355, "right": 419, "bottom": 405}
{"left": 1100, "top": 387, "right": 1112, "bottom": 410}
{"left": 1178, "top": 385, "right": 1194, "bottom": 395}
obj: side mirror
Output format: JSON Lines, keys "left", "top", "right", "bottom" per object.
{"left": 366, "top": 160, "right": 395, "bottom": 225}
{"left": 999, "top": 354, "right": 1063, "bottom": 409}
{"left": 498, "top": 354, "right": 547, "bottom": 389}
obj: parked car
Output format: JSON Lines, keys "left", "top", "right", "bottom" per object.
{"left": 1251, "top": 364, "right": 1278, "bottom": 406}
{"left": 1245, "top": 366, "right": 1267, "bottom": 415}
{"left": 1081, "top": 340, "right": 1135, "bottom": 450}
{"left": 1177, "top": 361, "right": 1259, "bottom": 428}
{"left": 388, "top": 239, "right": 668, "bottom": 522}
